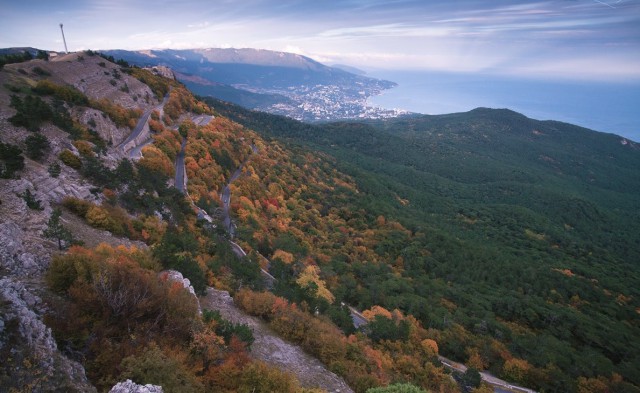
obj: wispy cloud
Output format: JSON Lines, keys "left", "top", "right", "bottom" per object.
{"left": 1, "top": 0, "right": 638, "bottom": 80}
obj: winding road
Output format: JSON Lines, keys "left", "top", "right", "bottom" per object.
{"left": 175, "top": 138, "right": 187, "bottom": 193}
{"left": 438, "top": 356, "right": 537, "bottom": 393}
{"left": 119, "top": 90, "right": 171, "bottom": 157}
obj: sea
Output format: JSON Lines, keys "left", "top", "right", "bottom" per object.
{"left": 366, "top": 70, "right": 640, "bottom": 143}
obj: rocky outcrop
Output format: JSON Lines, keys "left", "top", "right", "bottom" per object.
{"left": 0, "top": 278, "right": 96, "bottom": 392}
{"left": 162, "top": 270, "right": 197, "bottom": 298}
{"left": 109, "top": 379, "right": 163, "bottom": 393}
{"left": 0, "top": 221, "right": 46, "bottom": 276}
{"left": 161, "top": 270, "right": 201, "bottom": 313}
{"left": 144, "top": 65, "right": 175, "bottom": 80}
{"left": 78, "top": 107, "right": 129, "bottom": 147}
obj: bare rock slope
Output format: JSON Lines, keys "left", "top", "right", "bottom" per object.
{"left": 202, "top": 288, "right": 353, "bottom": 393}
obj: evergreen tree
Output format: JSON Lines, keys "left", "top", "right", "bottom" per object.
{"left": 43, "top": 208, "right": 73, "bottom": 250}
{"left": 48, "top": 162, "right": 61, "bottom": 178}
{"left": 36, "top": 50, "right": 49, "bottom": 61}
{"left": 25, "top": 133, "right": 50, "bottom": 160}
{"left": 0, "top": 141, "right": 24, "bottom": 178}
{"left": 18, "top": 188, "right": 43, "bottom": 210}
{"left": 461, "top": 368, "right": 482, "bottom": 390}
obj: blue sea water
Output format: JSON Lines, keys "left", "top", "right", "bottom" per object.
{"left": 367, "top": 70, "right": 640, "bottom": 142}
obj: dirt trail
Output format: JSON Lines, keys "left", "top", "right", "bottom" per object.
{"left": 201, "top": 288, "right": 353, "bottom": 393}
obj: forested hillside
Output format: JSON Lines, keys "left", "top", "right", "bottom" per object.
{"left": 208, "top": 98, "right": 640, "bottom": 393}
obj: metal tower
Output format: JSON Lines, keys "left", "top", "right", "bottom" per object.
{"left": 59, "top": 23, "right": 68, "bottom": 53}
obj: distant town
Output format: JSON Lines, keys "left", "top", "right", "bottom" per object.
{"left": 247, "top": 81, "right": 409, "bottom": 121}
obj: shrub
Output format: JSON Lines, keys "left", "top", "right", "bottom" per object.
{"left": 366, "top": 383, "right": 428, "bottom": 393}
{"left": 120, "top": 345, "right": 203, "bottom": 393}
{"left": 9, "top": 94, "right": 53, "bottom": 131}
{"left": 58, "top": 149, "right": 81, "bottom": 169}
{"left": 62, "top": 196, "right": 92, "bottom": 217}
{"left": 202, "top": 309, "right": 255, "bottom": 348}
{"left": 33, "top": 80, "right": 88, "bottom": 106}
{"left": 32, "top": 66, "right": 51, "bottom": 76}
{"left": 90, "top": 98, "right": 142, "bottom": 129}
{"left": 72, "top": 140, "right": 94, "bottom": 157}
{"left": 86, "top": 205, "right": 122, "bottom": 235}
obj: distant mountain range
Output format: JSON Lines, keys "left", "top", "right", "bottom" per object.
{"left": 101, "top": 48, "right": 402, "bottom": 121}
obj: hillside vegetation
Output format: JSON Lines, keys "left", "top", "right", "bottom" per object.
{"left": 209, "top": 98, "right": 640, "bottom": 393}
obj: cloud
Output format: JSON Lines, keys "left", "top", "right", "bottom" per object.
{"left": 187, "top": 21, "right": 210, "bottom": 29}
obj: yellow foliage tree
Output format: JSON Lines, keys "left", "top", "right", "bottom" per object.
{"left": 272, "top": 249, "right": 295, "bottom": 264}
{"left": 139, "top": 145, "right": 175, "bottom": 177}
{"left": 421, "top": 338, "right": 439, "bottom": 354}
{"left": 295, "top": 265, "right": 334, "bottom": 303}
{"left": 502, "top": 357, "right": 532, "bottom": 384}
{"left": 86, "top": 205, "right": 117, "bottom": 232}
{"left": 466, "top": 347, "right": 486, "bottom": 371}
{"left": 362, "top": 305, "right": 393, "bottom": 321}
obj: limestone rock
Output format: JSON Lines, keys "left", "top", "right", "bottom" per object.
{"left": 0, "top": 278, "right": 96, "bottom": 392}
{"left": 161, "top": 270, "right": 201, "bottom": 313}
{"left": 109, "top": 380, "right": 163, "bottom": 393}
{"left": 0, "top": 221, "right": 48, "bottom": 276}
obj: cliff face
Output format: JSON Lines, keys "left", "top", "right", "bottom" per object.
{"left": 0, "top": 53, "right": 159, "bottom": 391}
{"left": 0, "top": 277, "right": 97, "bottom": 392}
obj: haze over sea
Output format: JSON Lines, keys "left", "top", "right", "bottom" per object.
{"left": 367, "top": 70, "right": 640, "bottom": 143}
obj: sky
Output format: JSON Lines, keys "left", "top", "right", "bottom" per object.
{"left": 2, "top": 0, "right": 640, "bottom": 81}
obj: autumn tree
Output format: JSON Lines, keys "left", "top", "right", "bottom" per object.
{"left": 120, "top": 344, "right": 203, "bottom": 393}
{"left": 502, "top": 357, "right": 532, "bottom": 385}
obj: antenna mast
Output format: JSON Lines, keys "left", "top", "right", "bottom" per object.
{"left": 59, "top": 23, "right": 68, "bottom": 53}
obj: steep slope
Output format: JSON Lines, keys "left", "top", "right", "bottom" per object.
{"left": 0, "top": 52, "right": 301, "bottom": 392}
{"left": 0, "top": 51, "right": 164, "bottom": 392}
